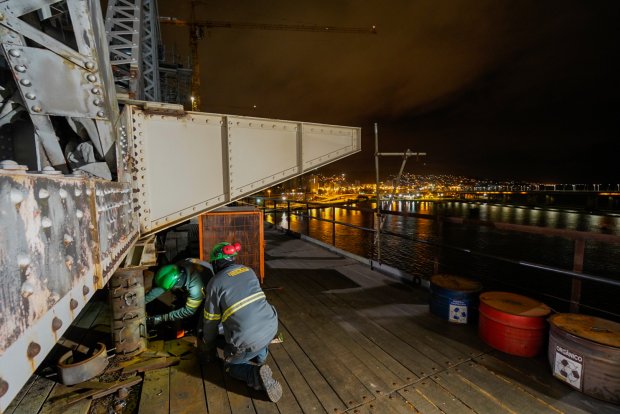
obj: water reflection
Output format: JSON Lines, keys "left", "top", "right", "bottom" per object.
{"left": 264, "top": 202, "right": 620, "bottom": 286}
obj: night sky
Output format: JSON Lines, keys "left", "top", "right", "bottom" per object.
{"left": 158, "top": 1, "right": 619, "bottom": 183}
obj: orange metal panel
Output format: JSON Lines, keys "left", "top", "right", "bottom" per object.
{"left": 199, "top": 207, "right": 265, "bottom": 283}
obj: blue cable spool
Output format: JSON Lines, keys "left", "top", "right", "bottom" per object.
{"left": 429, "top": 274, "right": 482, "bottom": 324}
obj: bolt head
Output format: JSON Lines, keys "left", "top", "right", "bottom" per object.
{"left": 93, "top": 98, "right": 102, "bottom": 106}
{"left": 85, "top": 61, "right": 95, "bottom": 70}
{"left": 25, "top": 92, "right": 36, "bottom": 100}
{"left": 9, "top": 49, "right": 21, "bottom": 57}
{"left": 31, "top": 105, "right": 42, "bottom": 113}
{"left": 97, "top": 111, "right": 105, "bottom": 117}
{"left": 15, "top": 64, "right": 26, "bottom": 73}
{"left": 87, "top": 74, "right": 97, "bottom": 82}
{"left": 91, "top": 87, "right": 101, "bottom": 95}
{"left": 20, "top": 79, "right": 31, "bottom": 86}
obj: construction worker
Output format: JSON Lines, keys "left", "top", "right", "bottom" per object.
{"left": 200, "top": 242, "right": 282, "bottom": 403}
{"left": 145, "top": 258, "right": 214, "bottom": 329}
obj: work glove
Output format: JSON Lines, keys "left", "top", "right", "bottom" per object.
{"left": 146, "top": 314, "right": 164, "bottom": 328}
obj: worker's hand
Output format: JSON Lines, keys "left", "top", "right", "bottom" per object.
{"left": 146, "top": 315, "right": 164, "bottom": 328}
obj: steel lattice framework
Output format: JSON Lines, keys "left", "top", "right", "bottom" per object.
{"left": 141, "top": 0, "right": 161, "bottom": 101}
{"left": 104, "top": 0, "right": 144, "bottom": 99}
{"left": 104, "top": 0, "right": 161, "bottom": 101}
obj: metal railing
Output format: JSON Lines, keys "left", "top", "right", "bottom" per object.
{"left": 242, "top": 197, "right": 620, "bottom": 321}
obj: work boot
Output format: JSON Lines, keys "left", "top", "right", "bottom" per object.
{"left": 258, "top": 364, "right": 282, "bottom": 402}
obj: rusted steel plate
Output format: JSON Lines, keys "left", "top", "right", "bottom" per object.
{"left": 94, "top": 181, "right": 138, "bottom": 284}
{"left": 0, "top": 172, "right": 137, "bottom": 411}
{"left": 0, "top": 173, "right": 98, "bottom": 353}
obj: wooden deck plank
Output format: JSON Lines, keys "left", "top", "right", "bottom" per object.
{"left": 201, "top": 360, "right": 232, "bottom": 414}
{"left": 271, "top": 273, "right": 405, "bottom": 394}
{"left": 39, "top": 383, "right": 92, "bottom": 414}
{"left": 272, "top": 268, "right": 420, "bottom": 384}
{"left": 274, "top": 324, "right": 347, "bottom": 413}
{"left": 279, "top": 265, "right": 469, "bottom": 370}
{"left": 377, "top": 393, "right": 420, "bottom": 414}
{"left": 252, "top": 359, "right": 299, "bottom": 414}
{"left": 269, "top": 299, "right": 373, "bottom": 408}
{"left": 399, "top": 385, "right": 445, "bottom": 414}
{"left": 222, "top": 368, "right": 256, "bottom": 414}
{"left": 402, "top": 378, "right": 476, "bottom": 413}
{"left": 5, "top": 375, "right": 55, "bottom": 414}
{"left": 168, "top": 347, "right": 208, "bottom": 414}
{"left": 268, "top": 340, "right": 327, "bottom": 414}
{"left": 434, "top": 368, "right": 514, "bottom": 413}
{"left": 474, "top": 353, "right": 620, "bottom": 414}
{"left": 272, "top": 269, "right": 434, "bottom": 380}
{"left": 452, "top": 361, "right": 565, "bottom": 414}
{"left": 272, "top": 270, "right": 447, "bottom": 377}
{"left": 138, "top": 368, "right": 170, "bottom": 414}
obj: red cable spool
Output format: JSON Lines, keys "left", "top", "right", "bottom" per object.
{"left": 478, "top": 291, "right": 552, "bottom": 357}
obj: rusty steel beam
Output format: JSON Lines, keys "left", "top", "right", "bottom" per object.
{"left": 109, "top": 268, "right": 147, "bottom": 357}
{"left": 0, "top": 166, "right": 137, "bottom": 410}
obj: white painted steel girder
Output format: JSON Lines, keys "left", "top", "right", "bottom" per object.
{"left": 0, "top": 171, "right": 137, "bottom": 411}
{"left": 123, "top": 106, "right": 361, "bottom": 236}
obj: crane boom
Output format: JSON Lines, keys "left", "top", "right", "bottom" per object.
{"left": 160, "top": 17, "right": 377, "bottom": 34}
{"left": 160, "top": 16, "right": 377, "bottom": 110}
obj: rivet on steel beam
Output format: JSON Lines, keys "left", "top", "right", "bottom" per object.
{"left": 59, "top": 189, "right": 68, "bottom": 199}
{"left": 75, "top": 188, "right": 82, "bottom": 197}
{"left": 0, "top": 378, "right": 8, "bottom": 398}
{"left": 76, "top": 209, "right": 84, "bottom": 219}
{"left": 25, "top": 92, "right": 36, "bottom": 100}
{"left": 52, "top": 317, "right": 63, "bottom": 331}
{"left": 93, "top": 275, "right": 99, "bottom": 286}
{"left": 20, "top": 79, "right": 31, "bottom": 86}
{"left": 87, "top": 74, "right": 97, "bottom": 82}
{"left": 10, "top": 188, "right": 24, "bottom": 204}
{"left": 93, "top": 98, "right": 102, "bottom": 106}
{"left": 17, "top": 254, "right": 30, "bottom": 269}
{"left": 82, "top": 285, "right": 90, "bottom": 296}
{"left": 9, "top": 49, "right": 21, "bottom": 57}
{"left": 21, "top": 282, "right": 34, "bottom": 298}
{"left": 97, "top": 111, "right": 105, "bottom": 117}
{"left": 38, "top": 188, "right": 49, "bottom": 199}
{"left": 85, "top": 62, "right": 95, "bottom": 70}
{"left": 70, "top": 298, "right": 79, "bottom": 310}
{"left": 15, "top": 64, "right": 26, "bottom": 73}
{"left": 91, "top": 87, "right": 101, "bottom": 95}
{"left": 41, "top": 217, "right": 52, "bottom": 228}
{"left": 27, "top": 342, "right": 41, "bottom": 359}
{"left": 86, "top": 188, "right": 92, "bottom": 196}
{"left": 31, "top": 105, "right": 42, "bottom": 113}
{"left": 63, "top": 234, "right": 74, "bottom": 246}
{"left": 65, "top": 255, "right": 74, "bottom": 271}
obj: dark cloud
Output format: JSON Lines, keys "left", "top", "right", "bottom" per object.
{"left": 159, "top": 0, "right": 620, "bottom": 182}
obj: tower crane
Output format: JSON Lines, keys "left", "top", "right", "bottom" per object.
{"left": 160, "top": 11, "right": 377, "bottom": 111}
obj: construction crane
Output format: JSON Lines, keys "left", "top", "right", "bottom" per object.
{"left": 160, "top": 10, "right": 377, "bottom": 111}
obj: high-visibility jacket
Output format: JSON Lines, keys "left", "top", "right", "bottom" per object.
{"left": 202, "top": 263, "right": 278, "bottom": 353}
{"left": 146, "top": 258, "right": 214, "bottom": 322}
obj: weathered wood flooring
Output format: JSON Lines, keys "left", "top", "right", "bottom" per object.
{"left": 7, "top": 226, "right": 620, "bottom": 413}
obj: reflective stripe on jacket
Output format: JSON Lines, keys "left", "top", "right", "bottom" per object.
{"left": 146, "top": 259, "right": 214, "bottom": 322}
{"left": 202, "top": 263, "right": 278, "bottom": 353}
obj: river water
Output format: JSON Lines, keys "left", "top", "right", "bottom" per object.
{"left": 266, "top": 201, "right": 620, "bottom": 319}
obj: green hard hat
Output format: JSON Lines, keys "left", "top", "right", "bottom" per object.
{"left": 154, "top": 264, "right": 181, "bottom": 290}
{"left": 210, "top": 242, "right": 240, "bottom": 262}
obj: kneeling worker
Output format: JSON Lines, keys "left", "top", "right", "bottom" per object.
{"left": 145, "top": 258, "right": 214, "bottom": 329}
{"left": 200, "top": 242, "right": 282, "bottom": 402}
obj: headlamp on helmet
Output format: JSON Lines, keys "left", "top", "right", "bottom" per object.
{"left": 210, "top": 242, "right": 241, "bottom": 262}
